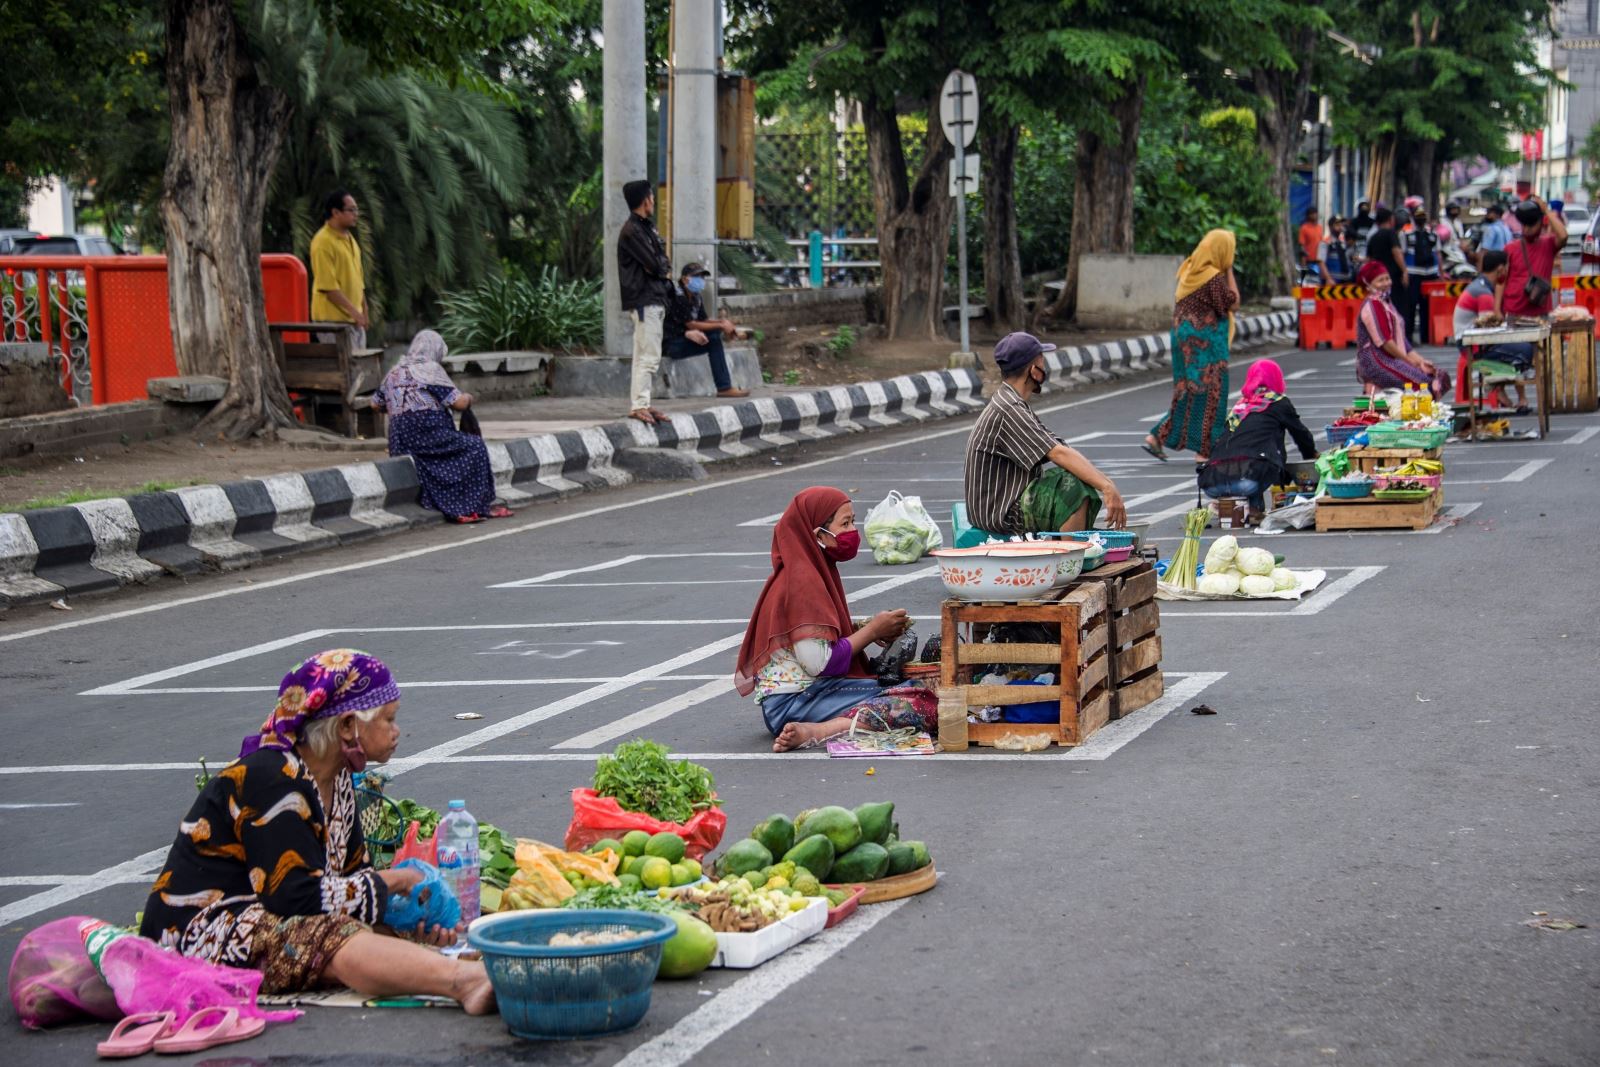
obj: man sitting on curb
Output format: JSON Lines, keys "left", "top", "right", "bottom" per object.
{"left": 964, "top": 332, "right": 1127, "bottom": 535}
{"left": 664, "top": 262, "right": 749, "bottom": 398}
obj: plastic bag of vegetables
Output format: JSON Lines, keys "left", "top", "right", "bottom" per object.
{"left": 863, "top": 491, "right": 943, "bottom": 565}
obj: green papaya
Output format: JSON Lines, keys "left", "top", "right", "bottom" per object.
{"left": 853, "top": 801, "right": 895, "bottom": 845}
{"left": 782, "top": 835, "right": 835, "bottom": 881}
{"left": 719, "top": 839, "right": 772, "bottom": 878}
{"left": 794, "top": 805, "right": 862, "bottom": 853}
{"left": 903, "top": 840, "right": 931, "bottom": 870}
{"left": 750, "top": 814, "right": 795, "bottom": 859}
{"left": 885, "top": 841, "right": 918, "bottom": 876}
{"left": 830, "top": 841, "right": 890, "bottom": 882}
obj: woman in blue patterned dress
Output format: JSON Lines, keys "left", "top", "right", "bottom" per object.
{"left": 371, "top": 331, "right": 509, "bottom": 523}
{"left": 1144, "top": 230, "right": 1239, "bottom": 463}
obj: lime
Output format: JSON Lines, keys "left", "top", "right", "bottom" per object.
{"left": 562, "top": 870, "right": 584, "bottom": 887}
{"left": 621, "top": 830, "right": 651, "bottom": 857}
{"left": 669, "top": 862, "right": 692, "bottom": 886}
{"left": 618, "top": 873, "right": 643, "bottom": 891}
{"left": 656, "top": 912, "right": 718, "bottom": 979}
{"left": 625, "top": 855, "right": 651, "bottom": 879}
{"left": 590, "top": 837, "right": 624, "bottom": 856}
{"left": 681, "top": 858, "right": 702, "bottom": 881}
{"left": 644, "top": 832, "right": 687, "bottom": 864}
{"left": 640, "top": 857, "right": 673, "bottom": 890}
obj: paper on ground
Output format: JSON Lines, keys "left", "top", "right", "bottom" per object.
{"left": 1155, "top": 568, "right": 1327, "bottom": 602}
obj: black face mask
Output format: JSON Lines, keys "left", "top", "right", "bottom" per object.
{"left": 1029, "top": 365, "right": 1045, "bottom": 388}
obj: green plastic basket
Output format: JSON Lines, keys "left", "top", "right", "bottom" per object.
{"left": 1364, "top": 422, "right": 1450, "bottom": 450}
{"left": 1372, "top": 488, "right": 1433, "bottom": 502}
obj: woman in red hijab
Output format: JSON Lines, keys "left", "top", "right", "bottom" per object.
{"left": 1196, "top": 358, "right": 1317, "bottom": 524}
{"left": 1355, "top": 259, "right": 1448, "bottom": 397}
{"left": 736, "top": 486, "right": 923, "bottom": 752}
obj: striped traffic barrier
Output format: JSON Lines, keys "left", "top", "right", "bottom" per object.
{"left": 1297, "top": 284, "right": 1363, "bottom": 349}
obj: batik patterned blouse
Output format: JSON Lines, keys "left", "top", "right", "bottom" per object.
{"left": 139, "top": 749, "right": 386, "bottom": 966}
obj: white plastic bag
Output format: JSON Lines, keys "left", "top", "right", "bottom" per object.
{"left": 863, "top": 490, "right": 943, "bottom": 564}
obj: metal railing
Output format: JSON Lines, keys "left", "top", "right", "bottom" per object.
{"left": 750, "top": 234, "right": 881, "bottom": 288}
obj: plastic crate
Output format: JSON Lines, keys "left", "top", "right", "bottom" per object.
{"left": 1364, "top": 422, "right": 1451, "bottom": 449}
{"left": 1373, "top": 473, "right": 1441, "bottom": 491}
{"left": 1324, "top": 424, "right": 1365, "bottom": 447}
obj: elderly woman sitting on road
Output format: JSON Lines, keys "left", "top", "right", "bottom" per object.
{"left": 139, "top": 650, "right": 496, "bottom": 1014}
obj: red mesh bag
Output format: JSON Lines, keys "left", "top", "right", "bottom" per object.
{"left": 562, "top": 788, "right": 726, "bottom": 860}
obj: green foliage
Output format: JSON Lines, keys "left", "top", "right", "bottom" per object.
{"left": 826, "top": 324, "right": 859, "bottom": 356}
{"left": 591, "top": 740, "right": 719, "bottom": 825}
{"left": 254, "top": 0, "right": 528, "bottom": 326}
{"left": 1134, "top": 80, "right": 1280, "bottom": 293}
{"left": 783, "top": 369, "right": 802, "bottom": 386}
{"left": 436, "top": 266, "right": 602, "bottom": 353}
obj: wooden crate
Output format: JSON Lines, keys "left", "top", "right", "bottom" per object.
{"left": 1547, "top": 320, "right": 1598, "bottom": 414}
{"left": 1345, "top": 446, "right": 1443, "bottom": 476}
{"left": 1315, "top": 487, "right": 1441, "bottom": 531}
{"left": 939, "top": 582, "right": 1110, "bottom": 748}
{"left": 1072, "top": 559, "right": 1164, "bottom": 719}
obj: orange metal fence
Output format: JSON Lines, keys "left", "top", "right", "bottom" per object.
{"left": 0, "top": 254, "right": 308, "bottom": 405}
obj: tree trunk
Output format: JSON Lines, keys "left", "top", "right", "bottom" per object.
{"left": 1366, "top": 134, "right": 1396, "bottom": 208}
{"left": 863, "top": 99, "right": 954, "bottom": 340}
{"left": 1045, "top": 76, "right": 1144, "bottom": 323}
{"left": 162, "top": 0, "right": 296, "bottom": 440}
{"left": 1253, "top": 28, "right": 1318, "bottom": 297}
{"left": 980, "top": 122, "right": 1026, "bottom": 333}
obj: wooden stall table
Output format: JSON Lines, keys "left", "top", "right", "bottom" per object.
{"left": 1315, "top": 488, "right": 1442, "bottom": 531}
{"left": 939, "top": 581, "right": 1110, "bottom": 748}
{"left": 1344, "top": 446, "right": 1443, "bottom": 476}
{"left": 1067, "top": 559, "right": 1164, "bottom": 718}
{"left": 1546, "top": 319, "right": 1598, "bottom": 414}
{"left": 1458, "top": 323, "right": 1549, "bottom": 438}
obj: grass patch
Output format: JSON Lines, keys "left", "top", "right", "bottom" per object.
{"left": 13, "top": 481, "right": 191, "bottom": 511}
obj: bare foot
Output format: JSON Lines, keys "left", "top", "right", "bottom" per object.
{"left": 452, "top": 961, "right": 498, "bottom": 1016}
{"left": 773, "top": 718, "right": 852, "bottom": 752}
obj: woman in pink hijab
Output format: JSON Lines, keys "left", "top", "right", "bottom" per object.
{"left": 1196, "top": 358, "right": 1318, "bottom": 525}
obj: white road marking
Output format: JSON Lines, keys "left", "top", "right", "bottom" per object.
{"left": 1122, "top": 480, "right": 1195, "bottom": 509}
{"left": 0, "top": 872, "right": 148, "bottom": 886}
{"left": 1338, "top": 357, "right": 1357, "bottom": 366}
{"left": 0, "top": 376, "right": 1178, "bottom": 646}
{"left": 0, "top": 802, "right": 81, "bottom": 809}
{"left": 1499, "top": 458, "right": 1553, "bottom": 481}
{"left": 0, "top": 848, "right": 169, "bottom": 926}
{"left": 111, "top": 677, "right": 726, "bottom": 695}
{"left": 1287, "top": 368, "right": 1318, "bottom": 380}
{"left": 82, "top": 630, "right": 335, "bottom": 695}
{"left": 737, "top": 511, "right": 784, "bottom": 527}
{"left": 554, "top": 679, "right": 736, "bottom": 750}
{"left": 1260, "top": 502, "right": 1482, "bottom": 536}
{"left": 1158, "top": 566, "right": 1384, "bottom": 616}
{"left": 491, "top": 552, "right": 769, "bottom": 588}
{"left": 613, "top": 899, "right": 910, "bottom": 1067}
{"left": 1567, "top": 426, "right": 1600, "bottom": 445}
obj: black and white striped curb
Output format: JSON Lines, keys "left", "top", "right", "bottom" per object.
{"left": 1040, "top": 310, "right": 1298, "bottom": 388}
{"left": 0, "top": 369, "right": 985, "bottom": 609}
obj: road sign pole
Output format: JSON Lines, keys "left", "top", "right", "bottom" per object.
{"left": 955, "top": 87, "right": 970, "bottom": 357}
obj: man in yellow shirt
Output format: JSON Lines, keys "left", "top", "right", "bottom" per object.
{"left": 309, "top": 189, "right": 367, "bottom": 347}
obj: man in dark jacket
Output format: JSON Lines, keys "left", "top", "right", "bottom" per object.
{"left": 618, "top": 179, "right": 674, "bottom": 423}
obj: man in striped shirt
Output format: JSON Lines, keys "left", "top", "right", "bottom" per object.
{"left": 964, "top": 332, "right": 1127, "bottom": 534}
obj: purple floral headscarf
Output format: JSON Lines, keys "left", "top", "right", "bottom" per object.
{"left": 239, "top": 649, "right": 401, "bottom": 758}
{"left": 374, "top": 330, "right": 457, "bottom": 416}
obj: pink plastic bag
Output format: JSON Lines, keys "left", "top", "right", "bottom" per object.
{"left": 80, "top": 920, "right": 299, "bottom": 1027}
{"left": 7, "top": 916, "right": 120, "bottom": 1029}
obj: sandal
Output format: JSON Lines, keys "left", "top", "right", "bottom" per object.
{"left": 152, "top": 1005, "right": 264, "bottom": 1055}
{"left": 451, "top": 513, "right": 485, "bottom": 525}
{"left": 487, "top": 505, "right": 514, "bottom": 519}
{"left": 98, "top": 1011, "right": 177, "bottom": 1058}
{"left": 1141, "top": 438, "right": 1169, "bottom": 462}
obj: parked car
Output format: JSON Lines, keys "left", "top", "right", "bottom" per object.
{"left": 0, "top": 228, "right": 40, "bottom": 253}
{"left": 1581, "top": 211, "right": 1600, "bottom": 275}
{"left": 1561, "top": 205, "right": 1590, "bottom": 254}
{"left": 11, "top": 233, "right": 124, "bottom": 256}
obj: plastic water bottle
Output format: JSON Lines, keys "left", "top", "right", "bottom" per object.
{"left": 435, "top": 800, "right": 480, "bottom": 925}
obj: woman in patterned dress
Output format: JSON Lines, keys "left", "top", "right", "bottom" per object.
{"left": 1353, "top": 260, "right": 1448, "bottom": 398}
{"left": 371, "top": 330, "right": 511, "bottom": 524}
{"left": 735, "top": 487, "right": 937, "bottom": 752}
{"left": 139, "top": 650, "right": 496, "bottom": 1012}
{"left": 1144, "top": 229, "right": 1240, "bottom": 463}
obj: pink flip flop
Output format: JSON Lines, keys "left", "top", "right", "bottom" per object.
{"left": 98, "top": 1011, "right": 177, "bottom": 1058}
{"left": 152, "top": 1005, "right": 265, "bottom": 1055}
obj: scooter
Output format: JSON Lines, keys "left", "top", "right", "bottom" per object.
{"left": 1440, "top": 241, "right": 1477, "bottom": 279}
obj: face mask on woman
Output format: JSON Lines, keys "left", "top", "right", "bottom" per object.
{"left": 686, "top": 276, "right": 706, "bottom": 294}
{"left": 816, "top": 527, "right": 861, "bottom": 562}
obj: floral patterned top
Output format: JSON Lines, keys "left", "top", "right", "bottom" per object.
{"left": 139, "top": 749, "right": 386, "bottom": 967}
{"left": 754, "top": 638, "right": 838, "bottom": 702}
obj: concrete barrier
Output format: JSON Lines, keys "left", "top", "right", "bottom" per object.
{"left": 1074, "top": 254, "right": 1186, "bottom": 332}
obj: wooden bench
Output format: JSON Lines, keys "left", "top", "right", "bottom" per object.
{"left": 268, "top": 322, "right": 384, "bottom": 438}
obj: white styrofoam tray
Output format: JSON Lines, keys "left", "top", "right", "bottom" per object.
{"left": 708, "top": 898, "right": 828, "bottom": 969}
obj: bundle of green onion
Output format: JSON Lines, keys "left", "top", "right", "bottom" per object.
{"left": 1165, "top": 508, "right": 1210, "bottom": 590}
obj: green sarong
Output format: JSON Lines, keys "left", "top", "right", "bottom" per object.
{"left": 1019, "top": 467, "right": 1102, "bottom": 531}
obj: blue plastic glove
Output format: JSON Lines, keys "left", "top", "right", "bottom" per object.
{"left": 385, "top": 859, "right": 461, "bottom": 931}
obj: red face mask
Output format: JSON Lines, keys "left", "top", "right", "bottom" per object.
{"left": 820, "top": 528, "right": 861, "bottom": 562}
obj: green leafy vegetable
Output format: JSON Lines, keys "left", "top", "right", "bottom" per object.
{"left": 559, "top": 884, "right": 687, "bottom": 914}
{"left": 592, "top": 740, "right": 720, "bottom": 824}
